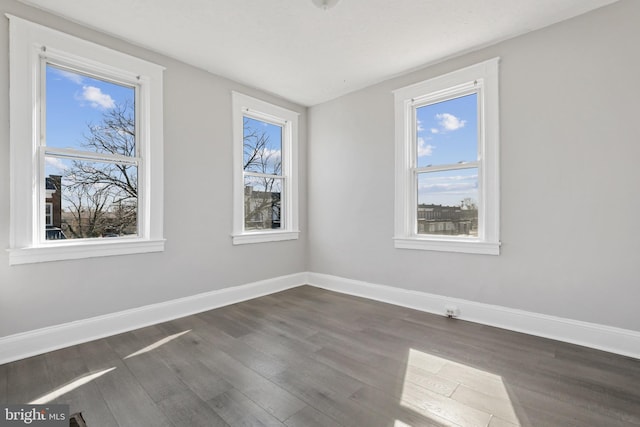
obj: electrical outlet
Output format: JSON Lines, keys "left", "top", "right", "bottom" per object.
{"left": 445, "top": 304, "right": 459, "bottom": 318}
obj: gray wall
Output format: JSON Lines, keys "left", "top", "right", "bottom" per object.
{"left": 1, "top": 0, "right": 638, "bottom": 340}
{"left": 308, "top": 0, "right": 640, "bottom": 331}
{"left": 0, "top": 1, "right": 308, "bottom": 337}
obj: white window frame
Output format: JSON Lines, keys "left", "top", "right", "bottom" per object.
{"left": 393, "top": 58, "right": 500, "bottom": 255}
{"left": 232, "top": 92, "right": 299, "bottom": 244}
{"left": 7, "top": 15, "right": 165, "bottom": 265}
{"left": 45, "top": 203, "right": 53, "bottom": 227}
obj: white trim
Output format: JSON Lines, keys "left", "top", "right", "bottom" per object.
{"left": 394, "top": 237, "right": 500, "bottom": 255}
{"left": 7, "top": 15, "right": 164, "bottom": 264}
{"left": 231, "top": 91, "right": 299, "bottom": 245}
{"left": 307, "top": 273, "right": 640, "bottom": 360}
{"left": 0, "top": 272, "right": 637, "bottom": 363}
{"left": 0, "top": 273, "right": 306, "bottom": 365}
{"left": 9, "top": 239, "right": 166, "bottom": 265}
{"left": 45, "top": 202, "right": 53, "bottom": 226}
{"left": 393, "top": 58, "right": 500, "bottom": 255}
{"left": 232, "top": 231, "right": 301, "bottom": 245}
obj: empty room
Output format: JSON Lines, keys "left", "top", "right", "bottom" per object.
{"left": 0, "top": 0, "right": 639, "bottom": 426}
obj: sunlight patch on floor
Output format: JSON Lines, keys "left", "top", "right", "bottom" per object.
{"left": 124, "top": 329, "right": 191, "bottom": 359}
{"left": 29, "top": 367, "right": 116, "bottom": 404}
{"left": 397, "top": 348, "right": 520, "bottom": 427}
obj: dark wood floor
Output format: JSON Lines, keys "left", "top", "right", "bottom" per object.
{"left": 1, "top": 286, "right": 639, "bottom": 426}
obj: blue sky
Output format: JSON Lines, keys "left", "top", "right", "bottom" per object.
{"left": 44, "top": 63, "right": 473, "bottom": 208}
{"left": 243, "top": 116, "right": 283, "bottom": 179}
{"left": 45, "top": 64, "right": 134, "bottom": 161}
{"left": 44, "top": 65, "right": 136, "bottom": 214}
{"left": 416, "top": 93, "right": 478, "bottom": 207}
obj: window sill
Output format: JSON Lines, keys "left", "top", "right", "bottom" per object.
{"left": 232, "top": 230, "right": 300, "bottom": 245}
{"left": 394, "top": 236, "right": 500, "bottom": 255}
{"left": 8, "top": 239, "right": 166, "bottom": 265}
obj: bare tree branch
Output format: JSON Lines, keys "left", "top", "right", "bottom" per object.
{"left": 62, "top": 101, "right": 138, "bottom": 238}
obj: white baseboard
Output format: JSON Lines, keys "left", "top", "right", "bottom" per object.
{"left": 307, "top": 272, "right": 640, "bottom": 359}
{"left": 0, "top": 272, "right": 305, "bottom": 365}
{"left": 2, "top": 271, "right": 638, "bottom": 364}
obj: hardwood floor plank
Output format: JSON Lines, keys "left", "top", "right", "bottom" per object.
{"left": 208, "top": 388, "right": 285, "bottom": 426}
{"left": 451, "top": 385, "right": 520, "bottom": 425}
{"left": 122, "top": 352, "right": 190, "bottom": 403}
{"left": 1, "top": 286, "right": 638, "bottom": 427}
{"left": 157, "top": 388, "right": 230, "bottom": 427}
{"left": 76, "top": 337, "right": 121, "bottom": 370}
{"left": 436, "top": 361, "right": 510, "bottom": 399}
{"left": 488, "top": 416, "right": 519, "bottom": 427}
{"left": 89, "top": 359, "right": 174, "bottom": 427}
{"left": 505, "top": 367, "right": 640, "bottom": 425}
{"left": 79, "top": 340, "right": 174, "bottom": 427}
{"left": 0, "top": 363, "right": 8, "bottom": 403}
{"left": 190, "top": 334, "right": 307, "bottom": 421}
{"left": 153, "top": 343, "right": 234, "bottom": 402}
{"left": 178, "top": 314, "right": 290, "bottom": 379}
{"left": 270, "top": 365, "right": 391, "bottom": 427}
{"left": 404, "top": 364, "right": 460, "bottom": 398}
{"left": 6, "top": 354, "right": 52, "bottom": 404}
{"left": 348, "top": 384, "right": 457, "bottom": 427}
{"left": 233, "top": 302, "right": 319, "bottom": 340}
{"left": 400, "top": 379, "right": 492, "bottom": 427}
{"left": 43, "top": 345, "right": 119, "bottom": 427}
{"left": 537, "top": 354, "right": 640, "bottom": 396}
{"left": 196, "top": 310, "right": 253, "bottom": 338}
{"left": 284, "top": 405, "right": 344, "bottom": 427}
{"left": 503, "top": 382, "right": 637, "bottom": 427}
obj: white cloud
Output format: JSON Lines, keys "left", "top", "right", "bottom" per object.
{"left": 418, "top": 173, "right": 478, "bottom": 205}
{"left": 418, "top": 173, "right": 478, "bottom": 193}
{"left": 264, "top": 148, "right": 281, "bottom": 161}
{"left": 81, "top": 85, "right": 115, "bottom": 109}
{"left": 417, "top": 119, "right": 425, "bottom": 132}
{"left": 51, "top": 67, "right": 84, "bottom": 84}
{"left": 45, "top": 157, "right": 68, "bottom": 173}
{"left": 417, "top": 137, "right": 434, "bottom": 157}
{"left": 421, "top": 182, "right": 476, "bottom": 193}
{"left": 430, "top": 128, "right": 439, "bottom": 134}
{"left": 436, "top": 113, "right": 466, "bottom": 131}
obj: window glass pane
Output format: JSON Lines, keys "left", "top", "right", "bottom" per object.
{"left": 243, "top": 116, "right": 282, "bottom": 175}
{"left": 45, "top": 203, "right": 53, "bottom": 226}
{"left": 416, "top": 93, "right": 477, "bottom": 168}
{"left": 46, "top": 64, "right": 136, "bottom": 156}
{"left": 244, "top": 175, "right": 282, "bottom": 230}
{"left": 417, "top": 168, "right": 478, "bottom": 237}
{"left": 45, "top": 157, "right": 138, "bottom": 240}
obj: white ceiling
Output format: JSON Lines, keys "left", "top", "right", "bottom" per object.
{"left": 18, "top": 0, "right": 618, "bottom": 106}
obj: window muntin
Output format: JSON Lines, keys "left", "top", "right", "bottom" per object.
{"left": 416, "top": 93, "right": 478, "bottom": 167}
{"left": 393, "top": 58, "right": 500, "bottom": 255}
{"left": 415, "top": 93, "right": 479, "bottom": 237}
{"left": 43, "top": 65, "right": 139, "bottom": 241}
{"left": 242, "top": 116, "right": 284, "bottom": 231}
{"left": 232, "top": 92, "right": 299, "bottom": 244}
{"left": 417, "top": 168, "right": 479, "bottom": 237}
{"left": 243, "top": 117, "right": 282, "bottom": 175}
{"left": 244, "top": 175, "right": 283, "bottom": 230}
{"left": 45, "top": 203, "right": 53, "bottom": 226}
{"left": 8, "top": 15, "right": 165, "bottom": 264}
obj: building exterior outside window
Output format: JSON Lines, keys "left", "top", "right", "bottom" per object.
{"left": 393, "top": 58, "right": 500, "bottom": 255}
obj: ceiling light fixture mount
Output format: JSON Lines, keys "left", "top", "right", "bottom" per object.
{"left": 312, "top": 0, "right": 340, "bottom": 10}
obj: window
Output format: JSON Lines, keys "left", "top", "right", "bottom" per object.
{"left": 232, "top": 92, "right": 299, "bottom": 244}
{"left": 393, "top": 58, "right": 500, "bottom": 255}
{"left": 45, "top": 203, "right": 53, "bottom": 226}
{"left": 8, "top": 15, "right": 165, "bottom": 265}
